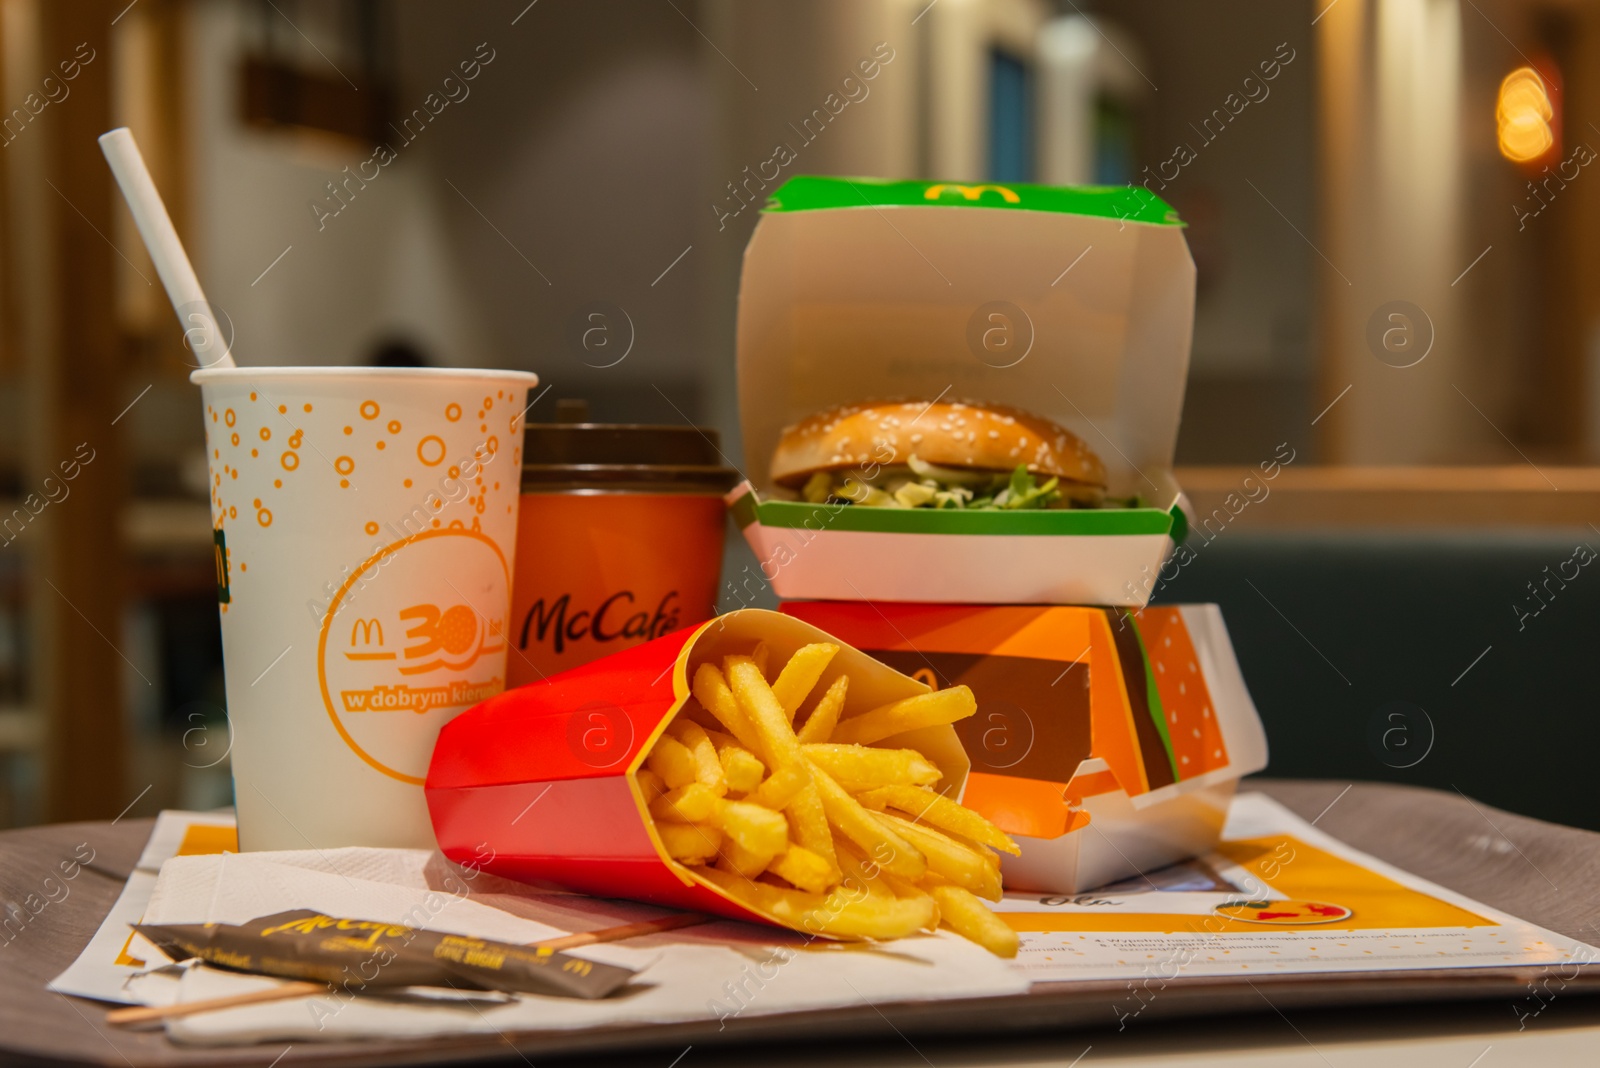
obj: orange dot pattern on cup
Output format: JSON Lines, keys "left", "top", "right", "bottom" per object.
{"left": 204, "top": 392, "right": 528, "bottom": 589}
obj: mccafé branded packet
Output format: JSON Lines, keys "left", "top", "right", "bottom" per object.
{"left": 781, "top": 601, "right": 1268, "bottom": 893}
{"left": 508, "top": 417, "right": 740, "bottom": 685}
{"left": 135, "top": 909, "right": 635, "bottom": 999}
{"left": 426, "top": 609, "right": 973, "bottom": 936}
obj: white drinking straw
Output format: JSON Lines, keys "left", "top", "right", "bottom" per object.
{"left": 98, "top": 126, "right": 237, "bottom": 369}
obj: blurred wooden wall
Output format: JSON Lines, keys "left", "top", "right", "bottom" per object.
{"left": 1, "top": 0, "right": 128, "bottom": 821}
{"left": 1534, "top": 2, "right": 1600, "bottom": 459}
{"left": 1317, "top": 0, "right": 1600, "bottom": 464}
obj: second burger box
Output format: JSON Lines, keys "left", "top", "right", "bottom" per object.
{"left": 728, "top": 176, "right": 1196, "bottom": 608}
{"left": 784, "top": 601, "right": 1268, "bottom": 893}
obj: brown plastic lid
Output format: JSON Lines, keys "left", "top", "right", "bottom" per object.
{"left": 521, "top": 401, "right": 741, "bottom": 493}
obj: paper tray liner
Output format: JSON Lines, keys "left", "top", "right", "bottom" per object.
{"left": 427, "top": 608, "right": 970, "bottom": 935}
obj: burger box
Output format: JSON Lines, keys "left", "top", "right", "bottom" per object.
{"left": 728, "top": 175, "right": 1195, "bottom": 607}
{"left": 781, "top": 601, "right": 1267, "bottom": 893}
{"left": 425, "top": 608, "right": 969, "bottom": 935}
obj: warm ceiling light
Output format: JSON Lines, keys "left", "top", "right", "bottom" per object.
{"left": 1497, "top": 66, "right": 1554, "bottom": 163}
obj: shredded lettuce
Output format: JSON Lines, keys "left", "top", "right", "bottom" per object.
{"left": 801, "top": 455, "right": 1066, "bottom": 510}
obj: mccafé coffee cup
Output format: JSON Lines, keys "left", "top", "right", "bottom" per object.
{"left": 507, "top": 408, "right": 740, "bottom": 686}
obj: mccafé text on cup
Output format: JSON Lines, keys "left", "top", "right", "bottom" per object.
{"left": 508, "top": 406, "right": 739, "bottom": 685}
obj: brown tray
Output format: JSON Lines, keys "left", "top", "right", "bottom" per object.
{"left": 3, "top": 779, "right": 1596, "bottom": 1067}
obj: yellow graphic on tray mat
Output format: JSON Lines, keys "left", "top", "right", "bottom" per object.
{"left": 1214, "top": 899, "right": 1353, "bottom": 925}
{"left": 319, "top": 528, "right": 510, "bottom": 784}
{"left": 1002, "top": 834, "right": 1490, "bottom": 934}
{"left": 114, "top": 821, "right": 238, "bottom": 968}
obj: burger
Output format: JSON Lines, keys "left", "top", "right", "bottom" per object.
{"left": 770, "top": 399, "right": 1108, "bottom": 510}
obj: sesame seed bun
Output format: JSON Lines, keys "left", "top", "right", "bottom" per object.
{"left": 770, "top": 399, "right": 1107, "bottom": 491}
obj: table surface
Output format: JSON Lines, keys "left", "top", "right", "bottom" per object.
{"left": 4, "top": 779, "right": 1599, "bottom": 1068}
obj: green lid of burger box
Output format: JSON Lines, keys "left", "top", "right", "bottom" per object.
{"left": 728, "top": 175, "right": 1196, "bottom": 607}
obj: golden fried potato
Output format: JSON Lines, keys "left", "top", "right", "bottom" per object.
{"left": 801, "top": 744, "right": 941, "bottom": 791}
{"left": 717, "top": 837, "right": 780, "bottom": 879}
{"left": 641, "top": 639, "right": 1020, "bottom": 956}
{"left": 831, "top": 686, "right": 977, "bottom": 746}
{"left": 876, "top": 812, "right": 1002, "bottom": 901}
{"left": 770, "top": 844, "right": 835, "bottom": 894}
{"left": 718, "top": 744, "right": 766, "bottom": 795}
{"left": 650, "top": 782, "right": 722, "bottom": 824}
{"left": 771, "top": 643, "right": 839, "bottom": 721}
{"left": 751, "top": 762, "right": 808, "bottom": 810}
{"left": 726, "top": 656, "right": 810, "bottom": 773}
{"left": 645, "top": 736, "right": 698, "bottom": 789}
{"left": 691, "top": 663, "right": 765, "bottom": 756}
{"left": 784, "top": 783, "right": 839, "bottom": 874}
{"left": 657, "top": 821, "right": 722, "bottom": 864}
{"left": 795, "top": 674, "right": 849, "bottom": 744}
{"left": 809, "top": 764, "right": 925, "bottom": 880}
{"left": 856, "top": 784, "right": 1020, "bottom": 856}
{"left": 713, "top": 799, "right": 789, "bottom": 857}
{"left": 635, "top": 767, "right": 667, "bottom": 804}
{"left": 698, "top": 868, "right": 937, "bottom": 941}
{"left": 668, "top": 720, "right": 727, "bottom": 796}
{"left": 930, "top": 885, "right": 1018, "bottom": 958}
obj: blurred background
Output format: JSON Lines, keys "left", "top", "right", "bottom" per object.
{"left": 2, "top": 0, "right": 1598, "bottom": 833}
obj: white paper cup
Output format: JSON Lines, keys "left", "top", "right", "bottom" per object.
{"left": 191, "top": 366, "right": 539, "bottom": 850}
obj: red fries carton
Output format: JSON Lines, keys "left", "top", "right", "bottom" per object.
{"left": 781, "top": 601, "right": 1267, "bottom": 892}
{"left": 426, "top": 608, "right": 970, "bottom": 930}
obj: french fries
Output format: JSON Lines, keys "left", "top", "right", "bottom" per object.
{"left": 691, "top": 663, "right": 764, "bottom": 756}
{"left": 875, "top": 811, "right": 1002, "bottom": 901}
{"left": 651, "top": 782, "right": 721, "bottom": 824}
{"left": 795, "top": 674, "right": 849, "bottom": 744}
{"left": 719, "top": 744, "right": 765, "bottom": 795}
{"left": 856, "top": 784, "right": 1022, "bottom": 856}
{"left": 636, "top": 641, "right": 1020, "bottom": 956}
{"left": 715, "top": 800, "right": 789, "bottom": 856}
{"left": 810, "top": 763, "right": 927, "bottom": 880}
{"left": 785, "top": 783, "right": 838, "bottom": 872}
{"left": 770, "top": 844, "right": 834, "bottom": 894}
{"left": 725, "top": 656, "right": 810, "bottom": 772}
{"left": 698, "top": 868, "right": 938, "bottom": 941}
{"left": 636, "top": 767, "right": 667, "bottom": 804}
{"left": 657, "top": 821, "right": 722, "bottom": 864}
{"left": 751, "top": 762, "right": 808, "bottom": 810}
{"left": 719, "top": 837, "right": 781, "bottom": 879}
{"left": 771, "top": 643, "right": 838, "bottom": 720}
{"left": 802, "top": 744, "right": 942, "bottom": 791}
{"left": 667, "top": 720, "right": 727, "bottom": 795}
{"left": 929, "top": 885, "right": 1019, "bottom": 958}
{"left": 644, "top": 736, "right": 698, "bottom": 789}
{"left": 830, "top": 687, "right": 978, "bottom": 746}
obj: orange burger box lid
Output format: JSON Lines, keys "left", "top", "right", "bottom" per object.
{"left": 728, "top": 176, "right": 1195, "bottom": 607}
{"left": 425, "top": 608, "right": 969, "bottom": 932}
{"left": 781, "top": 601, "right": 1267, "bottom": 893}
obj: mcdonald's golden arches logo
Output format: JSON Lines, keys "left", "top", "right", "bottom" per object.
{"left": 924, "top": 183, "right": 1020, "bottom": 204}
